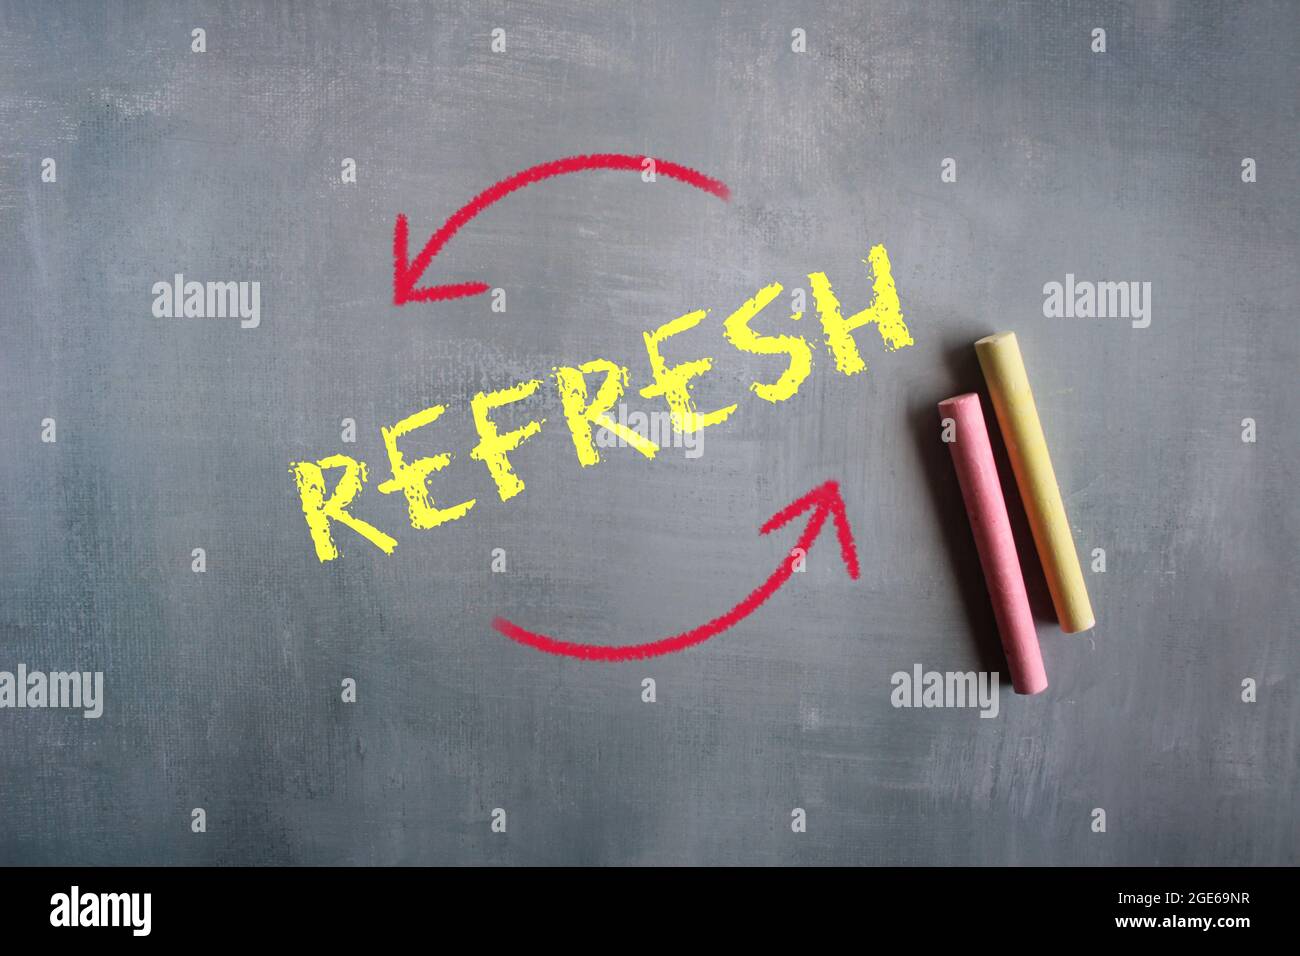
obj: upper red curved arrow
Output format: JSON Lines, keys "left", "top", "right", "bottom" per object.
{"left": 393, "top": 153, "right": 731, "bottom": 305}
{"left": 492, "top": 481, "right": 860, "bottom": 661}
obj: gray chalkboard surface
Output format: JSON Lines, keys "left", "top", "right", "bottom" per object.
{"left": 1, "top": 1, "right": 1296, "bottom": 866}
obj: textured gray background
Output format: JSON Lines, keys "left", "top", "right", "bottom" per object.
{"left": 1, "top": 0, "right": 1296, "bottom": 866}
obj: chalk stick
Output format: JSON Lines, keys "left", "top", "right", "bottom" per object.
{"left": 974, "top": 332, "right": 1095, "bottom": 633}
{"left": 939, "top": 394, "right": 1048, "bottom": 694}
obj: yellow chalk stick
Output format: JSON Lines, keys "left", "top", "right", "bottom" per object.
{"left": 974, "top": 332, "right": 1095, "bottom": 633}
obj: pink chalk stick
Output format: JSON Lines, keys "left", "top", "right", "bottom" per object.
{"left": 938, "top": 393, "right": 1048, "bottom": 695}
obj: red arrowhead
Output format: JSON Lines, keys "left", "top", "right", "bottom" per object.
{"left": 492, "top": 480, "right": 859, "bottom": 660}
{"left": 393, "top": 153, "right": 730, "bottom": 306}
{"left": 393, "top": 212, "right": 490, "bottom": 304}
{"left": 759, "top": 479, "right": 860, "bottom": 580}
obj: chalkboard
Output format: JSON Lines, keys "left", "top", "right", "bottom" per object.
{"left": 1, "top": 1, "right": 1296, "bottom": 866}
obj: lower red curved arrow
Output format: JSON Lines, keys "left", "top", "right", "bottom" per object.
{"left": 492, "top": 481, "right": 860, "bottom": 661}
{"left": 395, "top": 152, "right": 731, "bottom": 305}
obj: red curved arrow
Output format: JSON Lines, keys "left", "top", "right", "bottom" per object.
{"left": 394, "top": 153, "right": 731, "bottom": 305}
{"left": 492, "top": 481, "right": 859, "bottom": 661}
